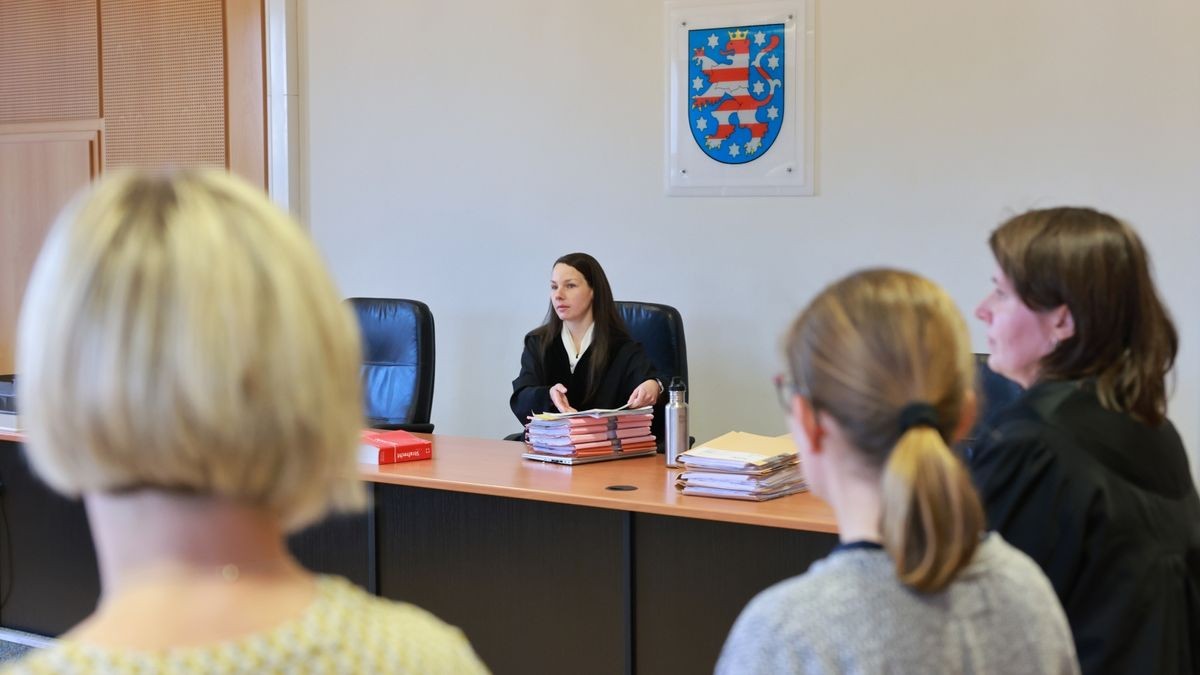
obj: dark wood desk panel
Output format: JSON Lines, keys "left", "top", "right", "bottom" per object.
{"left": 0, "top": 443, "right": 99, "bottom": 635}
{"left": 376, "top": 485, "right": 629, "bottom": 675}
{"left": 633, "top": 514, "right": 837, "bottom": 673}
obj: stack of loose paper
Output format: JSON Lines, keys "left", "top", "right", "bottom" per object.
{"left": 524, "top": 405, "right": 655, "bottom": 458}
{"left": 676, "top": 432, "right": 806, "bottom": 501}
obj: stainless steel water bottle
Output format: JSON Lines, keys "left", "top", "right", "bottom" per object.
{"left": 664, "top": 376, "right": 688, "bottom": 468}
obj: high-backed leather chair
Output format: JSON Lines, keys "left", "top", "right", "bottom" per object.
{"left": 617, "top": 301, "right": 689, "bottom": 448}
{"left": 349, "top": 298, "right": 435, "bottom": 433}
{"left": 617, "top": 301, "right": 688, "bottom": 395}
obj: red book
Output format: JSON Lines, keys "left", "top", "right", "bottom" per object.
{"left": 359, "top": 429, "right": 433, "bottom": 464}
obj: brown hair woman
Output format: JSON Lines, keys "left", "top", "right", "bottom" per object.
{"left": 972, "top": 206, "right": 1200, "bottom": 675}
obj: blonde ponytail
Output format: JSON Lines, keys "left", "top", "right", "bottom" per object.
{"left": 880, "top": 427, "right": 984, "bottom": 593}
{"left": 785, "top": 269, "right": 985, "bottom": 594}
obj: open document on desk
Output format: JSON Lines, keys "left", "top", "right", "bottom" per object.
{"left": 676, "top": 431, "right": 807, "bottom": 501}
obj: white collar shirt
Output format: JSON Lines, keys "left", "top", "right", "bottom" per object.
{"left": 561, "top": 323, "right": 594, "bottom": 374}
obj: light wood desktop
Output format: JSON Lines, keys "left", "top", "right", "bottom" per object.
{"left": 366, "top": 434, "right": 837, "bottom": 532}
{"left": 1, "top": 430, "right": 835, "bottom": 531}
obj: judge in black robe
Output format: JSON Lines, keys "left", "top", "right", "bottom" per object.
{"left": 509, "top": 328, "right": 657, "bottom": 424}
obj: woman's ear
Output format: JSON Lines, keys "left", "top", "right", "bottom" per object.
{"left": 790, "top": 395, "right": 824, "bottom": 454}
{"left": 1050, "top": 304, "right": 1076, "bottom": 341}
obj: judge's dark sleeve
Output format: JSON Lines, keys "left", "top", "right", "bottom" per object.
{"left": 608, "top": 339, "right": 659, "bottom": 403}
{"left": 510, "top": 333, "right": 554, "bottom": 423}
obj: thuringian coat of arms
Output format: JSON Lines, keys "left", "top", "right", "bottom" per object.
{"left": 688, "top": 24, "right": 785, "bottom": 164}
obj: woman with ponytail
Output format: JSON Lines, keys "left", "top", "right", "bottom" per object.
{"left": 971, "top": 207, "right": 1200, "bottom": 675}
{"left": 717, "top": 269, "right": 1077, "bottom": 675}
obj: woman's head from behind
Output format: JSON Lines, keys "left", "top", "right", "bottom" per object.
{"left": 979, "top": 207, "right": 1177, "bottom": 423}
{"left": 784, "top": 269, "right": 982, "bottom": 593}
{"left": 17, "top": 169, "right": 365, "bottom": 532}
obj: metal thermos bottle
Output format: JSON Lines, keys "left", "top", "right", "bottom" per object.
{"left": 664, "top": 377, "right": 688, "bottom": 468}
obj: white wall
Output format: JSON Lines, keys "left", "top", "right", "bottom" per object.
{"left": 299, "top": 0, "right": 1200, "bottom": 480}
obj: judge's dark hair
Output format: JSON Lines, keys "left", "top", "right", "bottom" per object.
{"left": 785, "top": 269, "right": 983, "bottom": 593}
{"left": 990, "top": 207, "right": 1178, "bottom": 424}
{"left": 536, "top": 252, "right": 631, "bottom": 402}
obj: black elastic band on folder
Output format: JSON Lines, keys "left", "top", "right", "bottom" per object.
{"left": 832, "top": 540, "right": 884, "bottom": 555}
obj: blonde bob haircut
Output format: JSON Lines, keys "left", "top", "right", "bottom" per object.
{"left": 17, "top": 169, "right": 365, "bottom": 532}
{"left": 785, "top": 269, "right": 985, "bottom": 593}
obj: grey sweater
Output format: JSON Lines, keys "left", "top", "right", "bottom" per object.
{"left": 716, "top": 534, "right": 1078, "bottom": 675}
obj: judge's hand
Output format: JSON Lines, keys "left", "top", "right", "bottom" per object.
{"left": 550, "top": 383, "right": 577, "bottom": 413}
{"left": 627, "top": 379, "right": 661, "bottom": 409}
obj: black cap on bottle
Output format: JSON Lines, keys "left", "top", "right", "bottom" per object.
{"left": 669, "top": 376, "right": 685, "bottom": 391}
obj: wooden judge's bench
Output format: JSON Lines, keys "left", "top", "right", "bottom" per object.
{"left": 0, "top": 432, "right": 838, "bottom": 675}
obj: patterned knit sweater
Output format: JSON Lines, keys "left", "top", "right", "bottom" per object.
{"left": 2, "top": 576, "right": 488, "bottom": 674}
{"left": 717, "top": 534, "right": 1078, "bottom": 675}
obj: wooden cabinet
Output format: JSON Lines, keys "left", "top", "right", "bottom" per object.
{"left": 0, "top": 0, "right": 266, "bottom": 372}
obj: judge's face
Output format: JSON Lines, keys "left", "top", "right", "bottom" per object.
{"left": 974, "top": 264, "right": 1059, "bottom": 388}
{"left": 550, "top": 263, "right": 594, "bottom": 325}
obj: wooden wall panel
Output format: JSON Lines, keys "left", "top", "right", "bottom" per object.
{"left": 0, "top": 0, "right": 99, "bottom": 124}
{"left": 0, "top": 0, "right": 267, "bottom": 371}
{"left": 100, "top": 0, "right": 226, "bottom": 169}
{"left": 0, "top": 127, "right": 98, "bottom": 374}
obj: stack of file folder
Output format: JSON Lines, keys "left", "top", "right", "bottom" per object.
{"left": 676, "top": 431, "right": 807, "bottom": 501}
{"left": 524, "top": 406, "right": 656, "bottom": 459}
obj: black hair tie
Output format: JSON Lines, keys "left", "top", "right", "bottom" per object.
{"left": 898, "top": 402, "right": 940, "bottom": 433}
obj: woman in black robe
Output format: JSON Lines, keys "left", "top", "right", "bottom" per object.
{"left": 970, "top": 207, "right": 1200, "bottom": 675}
{"left": 510, "top": 252, "right": 660, "bottom": 423}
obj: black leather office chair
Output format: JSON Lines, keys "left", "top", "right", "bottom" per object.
{"left": 617, "top": 300, "right": 690, "bottom": 448}
{"left": 617, "top": 301, "right": 688, "bottom": 395}
{"left": 349, "top": 298, "right": 435, "bottom": 433}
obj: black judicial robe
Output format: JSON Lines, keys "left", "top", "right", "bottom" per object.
{"left": 510, "top": 329, "right": 657, "bottom": 424}
{"left": 968, "top": 380, "right": 1200, "bottom": 675}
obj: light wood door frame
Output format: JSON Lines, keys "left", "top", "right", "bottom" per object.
{"left": 226, "top": 0, "right": 267, "bottom": 187}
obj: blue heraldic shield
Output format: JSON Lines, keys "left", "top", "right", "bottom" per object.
{"left": 688, "top": 24, "right": 785, "bottom": 165}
